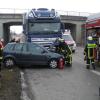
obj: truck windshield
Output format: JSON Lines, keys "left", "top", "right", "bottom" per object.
{"left": 29, "top": 23, "right": 60, "bottom": 33}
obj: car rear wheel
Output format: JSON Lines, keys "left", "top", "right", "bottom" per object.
{"left": 49, "top": 59, "right": 58, "bottom": 69}
{"left": 4, "top": 58, "right": 15, "bottom": 68}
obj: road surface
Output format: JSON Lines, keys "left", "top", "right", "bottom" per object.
{"left": 22, "top": 47, "right": 100, "bottom": 100}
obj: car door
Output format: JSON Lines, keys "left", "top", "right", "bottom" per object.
{"left": 19, "top": 43, "right": 33, "bottom": 66}
{"left": 13, "top": 43, "right": 34, "bottom": 66}
{"left": 28, "top": 43, "right": 48, "bottom": 65}
{"left": 13, "top": 43, "right": 23, "bottom": 62}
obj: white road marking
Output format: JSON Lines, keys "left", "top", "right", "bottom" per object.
{"left": 20, "top": 71, "right": 31, "bottom": 100}
{"left": 91, "top": 70, "right": 100, "bottom": 76}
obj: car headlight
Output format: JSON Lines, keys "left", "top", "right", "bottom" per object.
{"left": 73, "top": 43, "right": 76, "bottom": 47}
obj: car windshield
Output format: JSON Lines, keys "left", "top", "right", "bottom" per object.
{"left": 28, "top": 22, "right": 60, "bottom": 33}
{"left": 62, "top": 34, "right": 74, "bottom": 41}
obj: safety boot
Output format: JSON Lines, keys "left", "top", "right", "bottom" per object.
{"left": 86, "top": 65, "right": 90, "bottom": 69}
{"left": 92, "top": 63, "right": 95, "bottom": 70}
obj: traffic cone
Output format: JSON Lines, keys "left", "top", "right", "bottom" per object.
{"left": 59, "top": 58, "right": 64, "bottom": 69}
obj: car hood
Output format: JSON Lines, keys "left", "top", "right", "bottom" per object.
{"left": 65, "top": 40, "right": 75, "bottom": 45}
{"left": 47, "top": 51, "right": 63, "bottom": 58}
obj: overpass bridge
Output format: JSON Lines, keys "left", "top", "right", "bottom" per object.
{"left": 0, "top": 13, "right": 87, "bottom": 45}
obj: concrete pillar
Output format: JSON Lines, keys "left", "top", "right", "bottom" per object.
{"left": 76, "top": 24, "right": 82, "bottom": 46}
{"left": 0, "top": 23, "right": 3, "bottom": 38}
{"left": 70, "top": 24, "right": 76, "bottom": 41}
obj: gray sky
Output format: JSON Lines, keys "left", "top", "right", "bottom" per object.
{"left": 1, "top": 0, "right": 100, "bottom": 13}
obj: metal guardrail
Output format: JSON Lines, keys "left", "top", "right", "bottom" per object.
{"left": 0, "top": 8, "right": 30, "bottom": 14}
{"left": 57, "top": 10, "right": 93, "bottom": 17}
{"left": 0, "top": 8, "right": 93, "bottom": 17}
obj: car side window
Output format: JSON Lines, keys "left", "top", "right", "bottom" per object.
{"left": 35, "top": 46, "right": 44, "bottom": 53}
{"left": 22, "top": 44, "right": 27, "bottom": 53}
{"left": 28, "top": 43, "right": 44, "bottom": 54}
{"left": 14, "top": 43, "right": 23, "bottom": 52}
{"left": 4, "top": 43, "right": 14, "bottom": 52}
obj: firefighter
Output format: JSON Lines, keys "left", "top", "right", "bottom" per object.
{"left": 0, "top": 39, "right": 4, "bottom": 78}
{"left": 84, "top": 36, "right": 97, "bottom": 69}
{"left": 10, "top": 38, "right": 15, "bottom": 42}
{"left": 0, "top": 40, "right": 3, "bottom": 64}
{"left": 54, "top": 38, "right": 72, "bottom": 66}
{"left": 0, "top": 38, "right": 4, "bottom": 47}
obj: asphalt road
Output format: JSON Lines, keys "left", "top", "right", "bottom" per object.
{"left": 23, "top": 47, "right": 100, "bottom": 100}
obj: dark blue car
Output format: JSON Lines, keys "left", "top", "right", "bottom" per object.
{"left": 2, "top": 42, "right": 64, "bottom": 68}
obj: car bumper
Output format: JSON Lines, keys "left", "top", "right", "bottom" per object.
{"left": 69, "top": 45, "right": 76, "bottom": 52}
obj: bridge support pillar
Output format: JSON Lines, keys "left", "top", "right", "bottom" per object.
{"left": 76, "top": 24, "right": 82, "bottom": 46}
{"left": 0, "top": 23, "right": 3, "bottom": 38}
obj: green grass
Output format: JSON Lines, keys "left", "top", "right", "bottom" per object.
{"left": 0, "top": 67, "right": 21, "bottom": 100}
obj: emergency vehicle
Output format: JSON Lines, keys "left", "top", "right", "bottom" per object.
{"left": 86, "top": 13, "right": 100, "bottom": 63}
{"left": 62, "top": 30, "right": 76, "bottom": 52}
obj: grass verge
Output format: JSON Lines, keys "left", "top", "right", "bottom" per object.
{"left": 0, "top": 67, "right": 21, "bottom": 100}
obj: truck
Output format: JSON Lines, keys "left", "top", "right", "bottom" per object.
{"left": 85, "top": 13, "right": 100, "bottom": 63}
{"left": 23, "top": 8, "right": 64, "bottom": 49}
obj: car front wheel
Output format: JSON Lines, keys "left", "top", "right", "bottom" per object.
{"left": 4, "top": 58, "right": 15, "bottom": 68}
{"left": 49, "top": 59, "right": 58, "bottom": 69}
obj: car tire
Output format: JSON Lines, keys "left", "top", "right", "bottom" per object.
{"left": 49, "top": 59, "right": 58, "bottom": 69}
{"left": 4, "top": 58, "right": 15, "bottom": 68}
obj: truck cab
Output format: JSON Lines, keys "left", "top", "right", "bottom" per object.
{"left": 23, "top": 8, "right": 64, "bottom": 50}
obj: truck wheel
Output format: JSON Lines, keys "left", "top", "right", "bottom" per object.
{"left": 49, "top": 59, "right": 58, "bottom": 69}
{"left": 4, "top": 58, "right": 15, "bottom": 68}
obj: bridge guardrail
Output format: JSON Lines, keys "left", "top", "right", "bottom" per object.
{"left": 0, "top": 8, "right": 93, "bottom": 17}
{"left": 0, "top": 8, "right": 30, "bottom": 14}
{"left": 57, "top": 10, "right": 93, "bottom": 17}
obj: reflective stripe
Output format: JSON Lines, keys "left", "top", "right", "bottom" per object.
{"left": 0, "top": 57, "right": 2, "bottom": 59}
{"left": 86, "top": 64, "right": 90, "bottom": 65}
{"left": 93, "top": 49, "right": 95, "bottom": 59}
{"left": 0, "top": 48, "right": 3, "bottom": 50}
{"left": 88, "top": 48, "right": 94, "bottom": 58}
{"left": 87, "top": 44, "right": 96, "bottom": 48}
{"left": 69, "top": 55, "right": 72, "bottom": 64}
{"left": 91, "top": 62, "right": 94, "bottom": 64}
{"left": 87, "top": 43, "right": 96, "bottom": 58}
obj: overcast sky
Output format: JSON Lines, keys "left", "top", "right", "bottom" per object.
{"left": 0, "top": 0, "right": 100, "bottom": 13}
{"left": 3, "top": 0, "right": 100, "bottom": 34}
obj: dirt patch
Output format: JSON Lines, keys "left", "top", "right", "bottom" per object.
{"left": 0, "top": 67, "right": 21, "bottom": 100}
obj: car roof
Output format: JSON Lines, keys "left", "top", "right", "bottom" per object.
{"left": 7, "top": 42, "right": 37, "bottom": 45}
{"left": 6, "top": 42, "right": 40, "bottom": 47}
{"left": 6, "top": 42, "right": 47, "bottom": 49}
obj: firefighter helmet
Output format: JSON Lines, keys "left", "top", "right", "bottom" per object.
{"left": 87, "top": 36, "right": 93, "bottom": 40}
